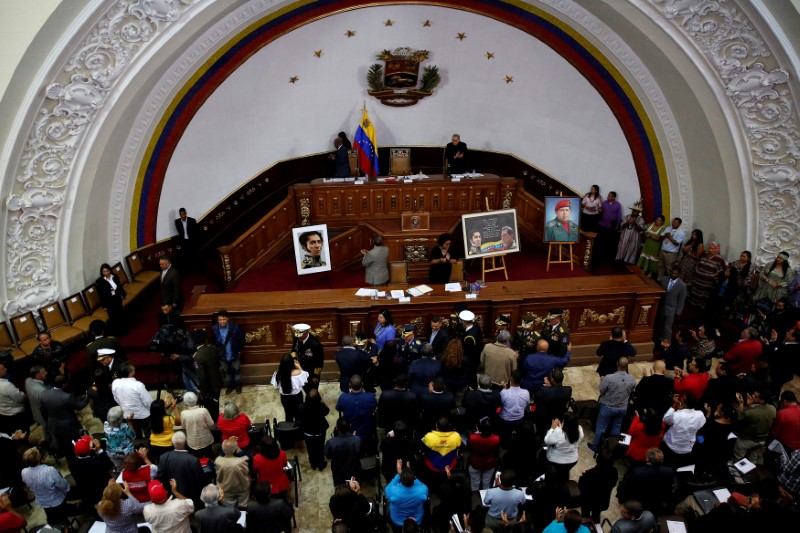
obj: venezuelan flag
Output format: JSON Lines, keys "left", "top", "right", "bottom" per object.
{"left": 353, "top": 108, "right": 380, "bottom": 177}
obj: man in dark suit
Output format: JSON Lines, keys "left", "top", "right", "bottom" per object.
{"left": 192, "top": 329, "right": 223, "bottom": 420}
{"left": 533, "top": 367, "right": 573, "bottom": 437}
{"left": 195, "top": 484, "right": 241, "bottom": 533}
{"left": 444, "top": 134, "right": 468, "bottom": 174}
{"left": 40, "top": 375, "right": 88, "bottom": 459}
{"left": 329, "top": 137, "right": 350, "bottom": 178}
{"left": 86, "top": 320, "right": 123, "bottom": 370}
{"left": 174, "top": 207, "right": 198, "bottom": 272}
{"left": 417, "top": 376, "right": 456, "bottom": 434}
{"left": 633, "top": 360, "right": 674, "bottom": 415}
{"left": 462, "top": 374, "right": 501, "bottom": 428}
{"left": 377, "top": 374, "right": 418, "bottom": 432}
{"left": 159, "top": 255, "right": 183, "bottom": 310}
{"left": 335, "top": 335, "right": 374, "bottom": 392}
{"left": 654, "top": 266, "right": 686, "bottom": 342}
{"left": 428, "top": 316, "right": 449, "bottom": 357}
{"left": 157, "top": 432, "right": 205, "bottom": 508}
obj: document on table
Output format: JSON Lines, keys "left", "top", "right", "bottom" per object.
{"left": 390, "top": 290, "right": 406, "bottom": 299}
{"left": 355, "top": 288, "right": 377, "bottom": 297}
{"left": 407, "top": 284, "right": 433, "bottom": 296}
{"left": 444, "top": 282, "right": 462, "bottom": 292}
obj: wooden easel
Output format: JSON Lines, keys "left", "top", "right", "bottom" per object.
{"left": 546, "top": 242, "right": 574, "bottom": 272}
{"left": 482, "top": 198, "right": 509, "bottom": 280}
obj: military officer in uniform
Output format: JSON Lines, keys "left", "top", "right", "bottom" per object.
{"left": 399, "top": 324, "right": 424, "bottom": 368}
{"left": 291, "top": 323, "right": 324, "bottom": 390}
{"left": 495, "top": 315, "right": 511, "bottom": 337}
{"left": 354, "top": 332, "right": 379, "bottom": 391}
{"left": 514, "top": 313, "right": 541, "bottom": 362}
{"left": 459, "top": 310, "right": 483, "bottom": 388}
{"left": 541, "top": 309, "right": 570, "bottom": 356}
{"left": 545, "top": 199, "right": 579, "bottom": 242}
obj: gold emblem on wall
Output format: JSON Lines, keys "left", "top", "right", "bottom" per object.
{"left": 404, "top": 245, "right": 429, "bottom": 262}
{"left": 578, "top": 307, "right": 626, "bottom": 327}
{"left": 366, "top": 47, "right": 441, "bottom": 107}
{"left": 638, "top": 305, "right": 652, "bottom": 325}
{"left": 519, "top": 310, "right": 571, "bottom": 328}
{"left": 245, "top": 325, "right": 273, "bottom": 344}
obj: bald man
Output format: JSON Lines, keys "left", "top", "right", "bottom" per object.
{"left": 634, "top": 360, "right": 674, "bottom": 415}
{"left": 521, "top": 339, "right": 571, "bottom": 394}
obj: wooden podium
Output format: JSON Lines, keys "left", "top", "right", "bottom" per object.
{"left": 401, "top": 211, "right": 430, "bottom": 231}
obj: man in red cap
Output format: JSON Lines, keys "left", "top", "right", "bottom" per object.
{"left": 545, "top": 199, "right": 579, "bottom": 242}
{"left": 143, "top": 478, "right": 194, "bottom": 533}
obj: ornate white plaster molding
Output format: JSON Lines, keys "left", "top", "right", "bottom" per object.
{"left": 650, "top": 0, "right": 800, "bottom": 267}
{"left": 3, "top": 0, "right": 201, "bottom": 316}
{"left": 541, "top": 0, "right": 693, "bottom": 225}
{"left": 111, "top": 0, "right": 274, "bottom": 261}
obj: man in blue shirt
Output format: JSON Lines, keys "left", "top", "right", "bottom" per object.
{"left": 522, "top": 339, "right": 572, "bottom": 394}
{"left": 211, "top": 309, "right": 245, "bottom": 395}
{"left": 336, "top": 375, "right": 377, "bottom": 453}
{"left": 385, "top": 459, "right": 428, "bottom": 529}
{"left": 407, "top": 343, "right": 441, "bottom": 397}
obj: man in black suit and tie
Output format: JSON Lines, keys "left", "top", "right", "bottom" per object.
{"left": 156, "top": 432, "right": 204, "bottom": 507}
{"left": 428, "top": 316, "right": 449, "bottom": 357}
{"left": 174, "top": 207, "right": 198, "bottom": 272}
{"left": 533, "top": 367, "right": 573, "bottom": 437}
{"left": 329, "top": 137, "right": 350, "bottom": 178}
{"left": 654, "top": 266, "right": 687, "bottom": 341}
{"left": 444, "top": 134, "right": 468, "bottom": 174}
{"left": 159, "top": 255, "right": 183, "bottom": 310}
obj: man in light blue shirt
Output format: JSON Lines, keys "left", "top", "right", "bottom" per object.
{"left": 658, "top": 217, "right": 685, "bottom": 277}
{"left": 483, "top": 469, "right": 526, "bottom": 530}
{"left": 385, "top": 459, "right": 428, "bottom": 528}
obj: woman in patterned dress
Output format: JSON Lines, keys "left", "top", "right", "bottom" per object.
{"left": 687, "top": 242, "right": 726, "bottom": 308}
{"left": 754, "top": 251, "right": 791, "bottom": 305}
{"left": 730, "top": 251, "right": 754, "bottom": 310}
{"left": 636, "top": 215, "right": 666, "bottom": 277}
{"left": 677, "top": 229, "right": 704, "bottom": 285}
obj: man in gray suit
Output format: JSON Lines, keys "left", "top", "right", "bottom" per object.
{"left": 655, "top": 266, "right": 687, "bottom": 341}
{"left": 361, "top": 234, "right": 389, "bottom": 286}
{"left": 24, "top": 366, "right": 48, "bottom": 433}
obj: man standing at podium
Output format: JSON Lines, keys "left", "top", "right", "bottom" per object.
{"left": 444, "top": 134, "right": 468, "bottom": 175}
{"left": 329, "top": 136, "right": 350, "bottom": 178}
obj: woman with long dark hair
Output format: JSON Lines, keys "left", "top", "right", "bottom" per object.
{"left": 96, "top": 262, "right": 126, "bottom": 335}
{"left": 754, "top": 251, "right": 791, "bottom": 305}
{"left": 440, "top": 339, "right": 468, "bottom": 403}
{"left": 677, "top": 229, "right": 704, "bottom": 285}
{"left": 543, "top": 412, "right": 583, "bottom": 484}
{"left": 625, "top": 408, "right": 666, "bottom": 464}
{"left": 580, "top": 184, "right": 602, "bottom": 232}
{"left": 732, "top": 250, "right": 755, "bottom": 309}
{"left": 296, "top": 388, "right": 330, "bottom": 470}
{"left": 252, "top": 435, "right": 290, "bottom": 498}
{"left": 147, "top": 396, "right": 180, "bottom": 463}
{"left": 429, "top": 232, "right": 457, "bottom": 284}
{"left": 270, "top": 354, "right": 308, "bottom": 421}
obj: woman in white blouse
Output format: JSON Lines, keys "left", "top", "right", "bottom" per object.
{"left": 543, "top": 412, "right": 584, "bottom": 484}
{"left": 580, "top": 184, "right": 603, "bottom": 232}
{"left": 271, "top": 354, "right": 309, "bottom": 422}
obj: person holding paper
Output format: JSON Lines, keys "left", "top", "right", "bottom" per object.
{"left": 444, "top": 134, "right": 468, "bottom": 175}
{"left": 733, "top": 388, "right": 776, "bottom": 463}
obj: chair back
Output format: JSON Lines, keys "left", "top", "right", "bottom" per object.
{"left": 0, "top": 321, "right": 17, "bottom": 348}
{"left": 62, "top": 293, "right": 89, "bottom": 322}
{"left": 38, "top": 303, "right": 69, "bottom": 330}
{"left": 126, "top": 252, "right": 147, "bottom": 277}
{"left": 111, "top": 262, "right": 131, "bottom": 285}
{"left": 388, "top": 261, "right": 408, "bottom": 285}
{"left": 82, "top": 284, "right": 102, "bottom": 312}
{"left": 389, "top": 148, "right": 411, "bottom": 176}
{"left": 10, "top": 312, "right": 39, "bottom": 343}
{"left": 449, "top": 259, "right": 465, "bottom": 282}
{"left": 348, "top": 149, "right": 359, "bottom": 176}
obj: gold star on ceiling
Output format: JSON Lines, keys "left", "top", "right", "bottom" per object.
{"left": 456, "top": 32, "right": 466, "bottom": 41}
{"left": 423, "top": 20, "right": 432, "bottom": 27}
{"left": 504, "top": 75, "right": 514, "bottom": 84}
{"left": 313, "top": 50, "right": 323, "bottom": 58}
{"left": 486, "top": 52, "right": 495, "bottom": 60}
{"left": 345, "top": 30, "right": 356, "bottom": 37}
{"left": 289, "top": 76, "right": 299, "bottom": 84}
{"left": 384, "top": 19, "right": 394, "bottom": 27}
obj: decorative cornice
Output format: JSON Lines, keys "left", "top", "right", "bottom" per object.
{"left": 649, "top": 0, "right": 800, "bottom": 266}
{"left": 3, "top": 0, "right": 202, "bottom": 316}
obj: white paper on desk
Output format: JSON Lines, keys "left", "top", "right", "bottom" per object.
{"left": 619, "top": 433, "right": 632, "bottom": 445}
{"left": 377, "top": 291, "right": 386, "bottom": 297}
{"left": 713, "top": 488, "right": 731, "bottom": 502}
{"left": 768, "top": 439, "right": 789, "bottom": 459}
{"left": 450, "top": 177, "right": 461, "bottom": 182}
{"left": 355, "top": 288, "right": 377, "bottom": 297}
{"left": 465, "top": 293, "right": 477, "bottom": 299}
{"left": 734, "top": 458, "right": 756, "bottom": 474}
{"left": 666, "top": 520, "right": 687, "bottom": 533}
{"left": 398, "top": 296, "right": 411, "bottom": 303}
{"left": 390, "top": 290, "right": 405, "bottom": 299}
{"left": 444, "top": 282, "right": 462, "bottom": 292}
{"left": 676, "top": 464, "right": 695, "bottom": 474}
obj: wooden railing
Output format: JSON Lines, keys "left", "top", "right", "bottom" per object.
{"left": 216, "top": 191, "right": 297, "bottom": 284}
